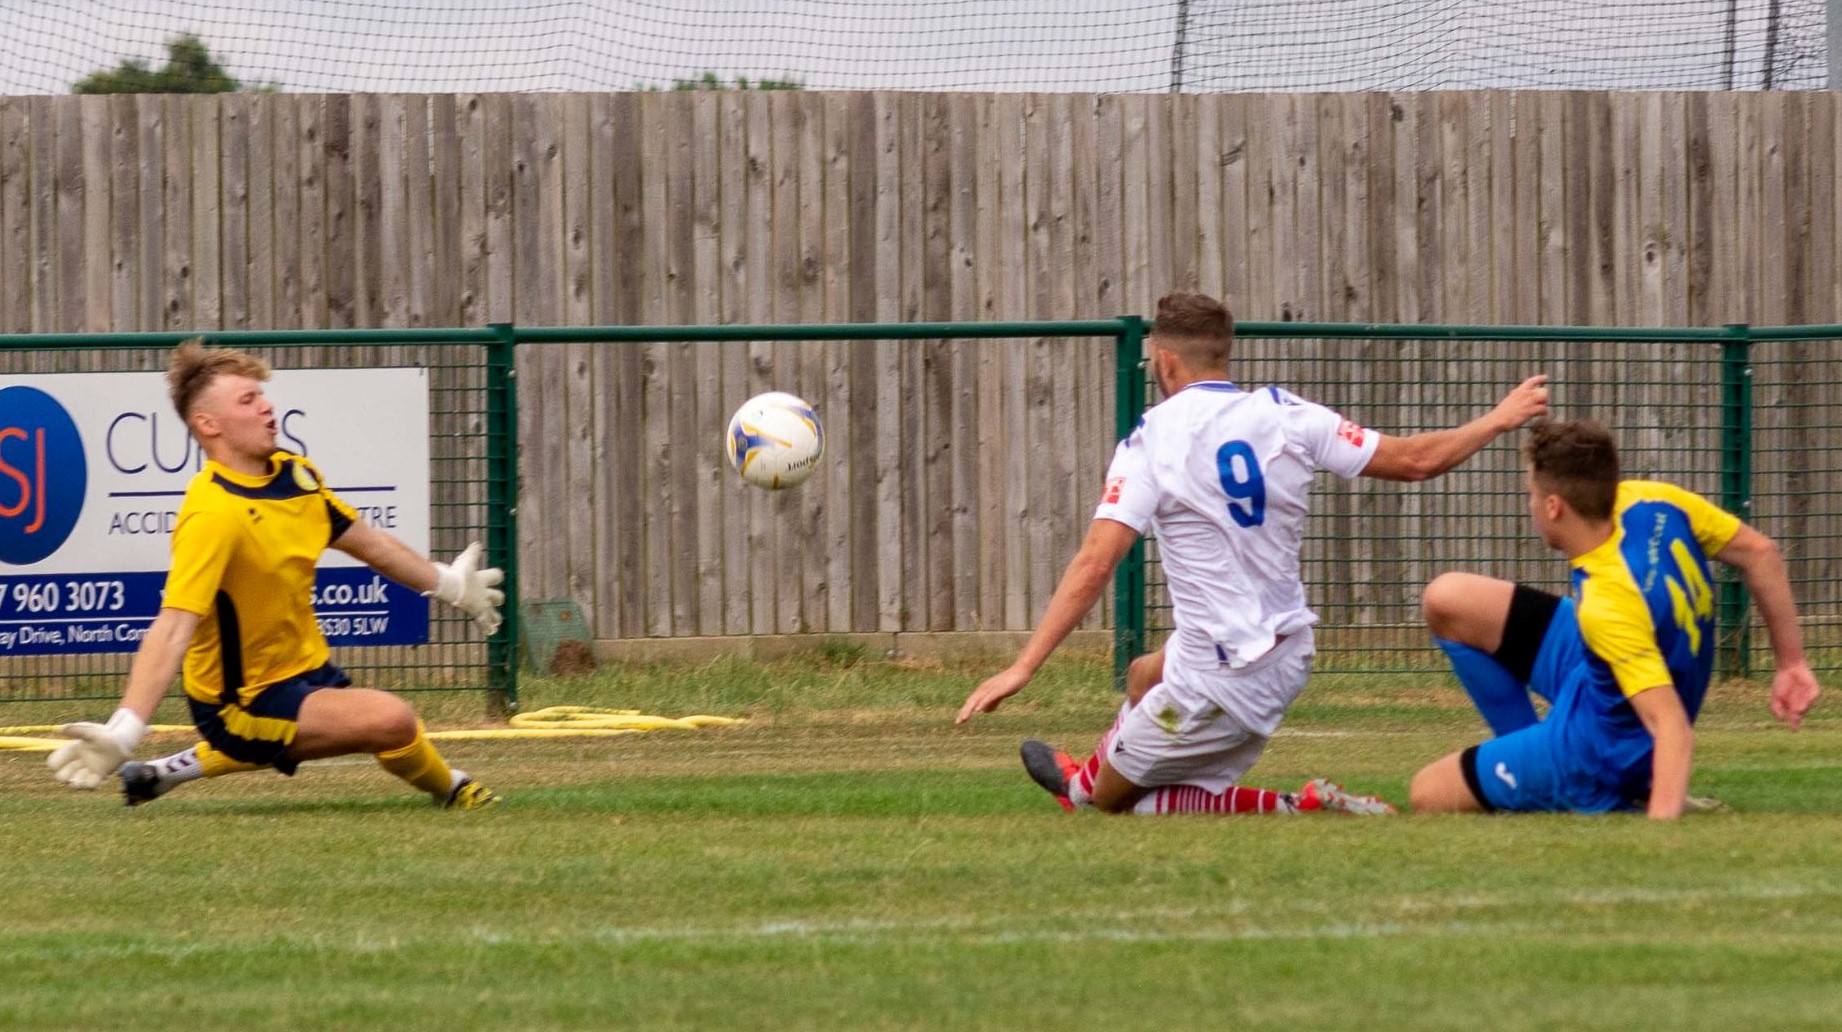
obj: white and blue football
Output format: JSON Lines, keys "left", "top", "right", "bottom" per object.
{"left": 726, "top": 391, "right": 824, "bottom": 489}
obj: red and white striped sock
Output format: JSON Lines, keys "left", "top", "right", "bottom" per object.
{"left": 1068, "top": 752, "right": 1099, "bottom": 806}
{"left": 1067, "top": 703, "right": 1130, "bottom": 806}
{"left": 1130, "top": 784, "right": 1294, "bottom": 815}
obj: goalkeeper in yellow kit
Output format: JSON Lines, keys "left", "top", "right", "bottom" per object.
{"left": 48, "top": 339, "right": 505, "bottom": 809}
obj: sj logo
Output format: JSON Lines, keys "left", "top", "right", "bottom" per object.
{"left": 0, "top": 425, "right": 45, "bottom": 534}
{"left": 1337, "top": 420, "right": 1366, "bottom": 447}
{"left": 0, "top": 386, "right": 87, "bottom": 566}
{"left": 1101, "top": 477, "right": 1126, "bottom": 504}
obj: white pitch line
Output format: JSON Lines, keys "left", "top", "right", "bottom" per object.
{"left": 9, "top": 882, "right": 1833, "bottom": 962}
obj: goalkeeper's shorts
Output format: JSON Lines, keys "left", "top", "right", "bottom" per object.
{"left": 186, "top": 662, "right": 352, "bottom": 775}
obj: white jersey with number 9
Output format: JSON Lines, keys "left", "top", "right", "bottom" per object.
{"left": 1094, "top": 381, "right": 1379, "bottom": 684}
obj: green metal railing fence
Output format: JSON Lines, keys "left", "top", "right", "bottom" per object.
{"left": 4, "top": 318, "right": 1836, "bottom": 711}
{"left": 1, "top": 319, "right": 1141, "bottom": 711}
{"left": 1115, "top": 321, "right": 1842, "bottom": 686}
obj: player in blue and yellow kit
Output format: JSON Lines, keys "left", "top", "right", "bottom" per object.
{"left": 48, "top": 340, "right": 506, "bottom": 809}
{"left": 1410, "top": 420, "right": 1820, "bottom": 819}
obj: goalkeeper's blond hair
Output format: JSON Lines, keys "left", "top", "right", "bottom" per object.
{"left": 167, "top": 338, "right": 271, "bottom": 422}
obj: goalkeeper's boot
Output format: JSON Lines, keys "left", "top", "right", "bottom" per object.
{"left": 119, "top": 761, "right": 172, "bottom": 807}
{"left": 1290, "top": 777, "right": 1396, "bottom": 816}
{"left": 442, "top": 775, "right": 502, "bottom": 811}
{"left": 1019, "top": 739, "right": 1078, "bottom": 812}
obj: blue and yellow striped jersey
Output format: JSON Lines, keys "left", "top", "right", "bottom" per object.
{"left": 1569, "top": 480, "right": 1742, "bottom": 738}
{"left": 163, "top": 452, "right": 357, "bottom": 706}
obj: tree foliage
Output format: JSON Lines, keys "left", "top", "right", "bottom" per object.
{"left": 72, "top": 34, "right": 248, "bottom": 94}
{"left": 643, "top": 71, "right": 804, "bottom": 92}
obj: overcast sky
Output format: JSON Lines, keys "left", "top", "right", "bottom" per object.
{"left": 0, "top": 0, "right": 1829, "bottom": 95}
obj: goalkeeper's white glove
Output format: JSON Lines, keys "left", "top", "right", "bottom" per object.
{"left": 47, "top": 708, "right": 147, "bottom": 790}
{"left": 427, "top": 541, "right": 505, "bottom": 636}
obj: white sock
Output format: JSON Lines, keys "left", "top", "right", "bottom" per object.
{"left": 147, "top": 747, "right": 206, "bottom": 790}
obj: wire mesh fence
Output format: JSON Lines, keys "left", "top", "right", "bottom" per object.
{"left": 1749, "top": 332, "right": 1842, "bottom": 673}
{"left": 4, "top": 320, "right": 1837, "bottom": 711}
{"left": 1124, "top": 325, "right": 1842, "bottom": 680}
{"left": 0, "top": 1, "right": 1829, "bottom": 95}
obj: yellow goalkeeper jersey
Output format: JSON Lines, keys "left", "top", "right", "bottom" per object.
{"left": 163, "top": 452, "right": 358, "bottom": 707}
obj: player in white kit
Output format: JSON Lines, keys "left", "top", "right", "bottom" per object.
{"left": 956, "top": 293, "right": 1550, "bottom": 815}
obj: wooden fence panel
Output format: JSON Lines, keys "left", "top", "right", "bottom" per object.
{"left": 220, "top": 93, "right": 250, "bottom": 330}
{"left": 818, "top": 93, "right": 854, "bottom": 634}
{"left": 56, "top": 98, "right": 85, "bottom": 337}
{"left": 1537, "top": 92, "right": 1570, "bottom": 327}
{"left": 662, "top": 92, "right": 699, "bottom": 635}
{"left": 687, "top": 91, "right": 724, "bottom": 638}
{"left": 80, "top": 97, "right": 110, "bottom": 333}
{"left": 158, "top": 95, "right": 191, "bottom": 331}
{"left": 108, "top": 95, "right": 138, "bottom": 333}
{"left": 269, "top": 97, "right": 299, "bottom": 331}
{"left": 712, "top": 92, "right": 746, "bottom": 637}
{"left": 994, "top": 91, "right": 1030, "bottom": 631}
{"left": 796, "top": 95, "right": 830, "bottom": 632}
{"left": 428, "top": 94, "right": 459, "bottom": 327}
{"left": 741, "top": 90, "right": 778, "bottom": 636}
{"left": 597, "top": 91, "right": 646, "bottom": 639}
{"left": 293, "top": 96, "right": 324, "bottom": 329}
{"left": 1021, "top": 94, "right": 1056, "bottom": 629}
{"left": 0, "top": 99, "right": 30, "bottom": 334}
{"left": 919, "top": 93, "right": 952, "bottom": 632}
{"left": 400, "top": 95, "right": 432, "bottom": 328}
{"left": 971, "top": 91, "right": 1008, "bottom": 632}
{"left": 560, "top": 93, "right": 596, "bottom": 615}
{"left": 322, "top": 95, "right": 354, "bottom": 328}
{"left": 184, "top": 94, "right": 220, "bottom": 329}
{"left": 3, "top": 92, "right": 1840, "bottom": 641}
{"left": 894, "top": 95, "right": 927, "bottom": 634}
{"left": 1069, "top": 93, "right": 1105, "bottom": 631}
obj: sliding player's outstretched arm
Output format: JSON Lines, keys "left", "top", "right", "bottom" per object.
{"left": 1362, "top": 375, "right": 1550, "bottom": 482}
{"left": 332, "top": 521, "right": 505, "bottom": 636}
{"left": 1714, "top": 524, "right": 1821, "bottom": 729}
{"left": 955, "top": 518, "right": 1139, "bottom": 724}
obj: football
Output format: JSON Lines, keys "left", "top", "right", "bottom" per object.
{"left": 726, "top": 391, "right": 824, "bottom": 489}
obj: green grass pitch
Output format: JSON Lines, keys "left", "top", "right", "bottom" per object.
{"left": 3, "top": 649, "right": 1839, "bottom": 1031}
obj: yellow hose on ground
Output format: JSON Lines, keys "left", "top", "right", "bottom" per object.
{"left": 0, "top": 707, "right": 743, "bottom": 752}
{"left": 0, "top": 725, "right": 193, "bottom": 753}
{"left": 0, "top": 736, "right": 61, "bottom": 753}
{"left": 508, "top": 706, "right": 745, "bottom": 732}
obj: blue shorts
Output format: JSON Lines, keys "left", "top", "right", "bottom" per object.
{"left": 187, "top": 662, "right": 352, "bottom": 775}
{"left": 1461, "top": 600, "right": 1647, "bottom": 814}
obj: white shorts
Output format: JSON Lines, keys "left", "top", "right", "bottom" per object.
{"left": 1106, "top": 631, "right": 1314, "bottom": 793}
